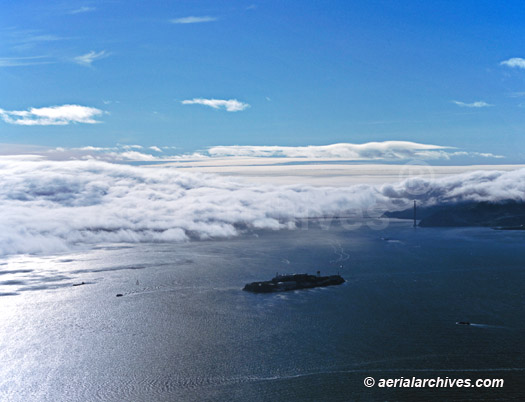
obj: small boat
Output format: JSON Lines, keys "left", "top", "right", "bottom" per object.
{"left": 456, "top": 321, "right": 471, "bottom": 325}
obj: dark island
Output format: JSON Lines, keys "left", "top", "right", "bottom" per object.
{"left": 243, "top": 272, "right": 345, "bottom": 293}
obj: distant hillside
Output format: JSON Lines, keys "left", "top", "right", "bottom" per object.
{"left": 384, "top": 201, "right": 525, "bottom": 228}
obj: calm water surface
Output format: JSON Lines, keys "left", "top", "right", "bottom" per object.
{"left": 0, "top": 220, "right": 524, "bottom": 401}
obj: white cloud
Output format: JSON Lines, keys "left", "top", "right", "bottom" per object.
{"left": 74, "top": 50, "right": 109, "bottom": 66}
{"left": 5, "top": 29, "right": 67, "bottom": 53}
{"left": 381, "top": 168, "right": 525, "bottom": 205}
{"left": 0, "top": 56, "right": 54, "bottom": 67}
{"left": 17, "top": 34, "right": 64, "bottom": 43}
{"left": 41, "top": 145, "right": 175, "bottom": 162}
{"left": 508, "top": 92, "right": 525, "bottom": 98}
{"left": 0, "top": 159, "right": 523, "bottom": 256}
{"left": 500, "top": 57, "right": 525, "bottom": 69}
{"left": 105, "top": 151, "right": 158, "bottom": 161}
{"left": 170, "top": 16, "right": 218, "bottom": 24}
{"left": 77, "top": 146, "right": 108, "bottom": 151}
{"left": 0, "top": 105, "right": 105, "bottom": 126}
{"left": 477, "top": 153, "right": 504, "bottom": 158}
{"left": 182, "top": 98, "right": 250, "bottom": 112}
{"left": 0, "top": 154, "right": 45, "bottom": 161}
{"left": 452, "top": 100, "right": 493, "bottom": 108}
{"left": 206, "top": 141, "right": 454, "bottom": 160}
{"left": 1, "top": 141, "right": 502, "bottom": 163}
{"left": 69, "top": 6, "right": 96, "bottom": 14}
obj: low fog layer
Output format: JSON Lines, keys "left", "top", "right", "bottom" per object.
{"left": 1, "top": 159, "right": 523, "bottom": 256}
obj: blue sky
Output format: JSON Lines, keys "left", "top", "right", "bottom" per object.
{"left": 2, "top": 0, "right": 525, "bottom": 163}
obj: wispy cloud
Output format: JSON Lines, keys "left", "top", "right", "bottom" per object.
{"left": 508, "top": 92, "right": 525, "bottom": 98}
{"left": 182, "top": 98, "right": 250, "bottom": 112}
{"left": 500, "top": 57, "right": 525, "bottom": 69}
{"left": 74, "top": 50, "right": 109, "bottom": 66}
{"left": 452, "top": 100, "right": 493, "bottom": 108}
{"left": 205, "top": 141, "right": 503, "bottom": 160}
{"left": 170, "top": 16, "right": 218, "bottom": 24}
{"left": 46, "top": 145, "right": 175, "bottom": 162}
{"left": 55, "top": 141, "right": 502, "bottom": 162}
{"left": 0, "top": 105, "right": 105, "bottom": 126}
{"left": 0, "top": 142, "right": 503, "bottom": 166}
{"left": 69, "top": 6, "right": 96, "bottom": 15}
{"left": 19, "top": 34, "right": 64, "bottom": 43}
{"left": 0, "top": 56, "right": 54, "bottom": 67}
{"left": 3, "top": 29, "right": 69, "bottom": 52}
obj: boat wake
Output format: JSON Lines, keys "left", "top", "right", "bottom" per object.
{"left": 469, "top": 323, "right": 508, "bottom": 329}
{"left": 456, "top": 322, "right": 508, "bottom": 329}
{"left": 329, "top": 241, "right": 350, "bottom": 265}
